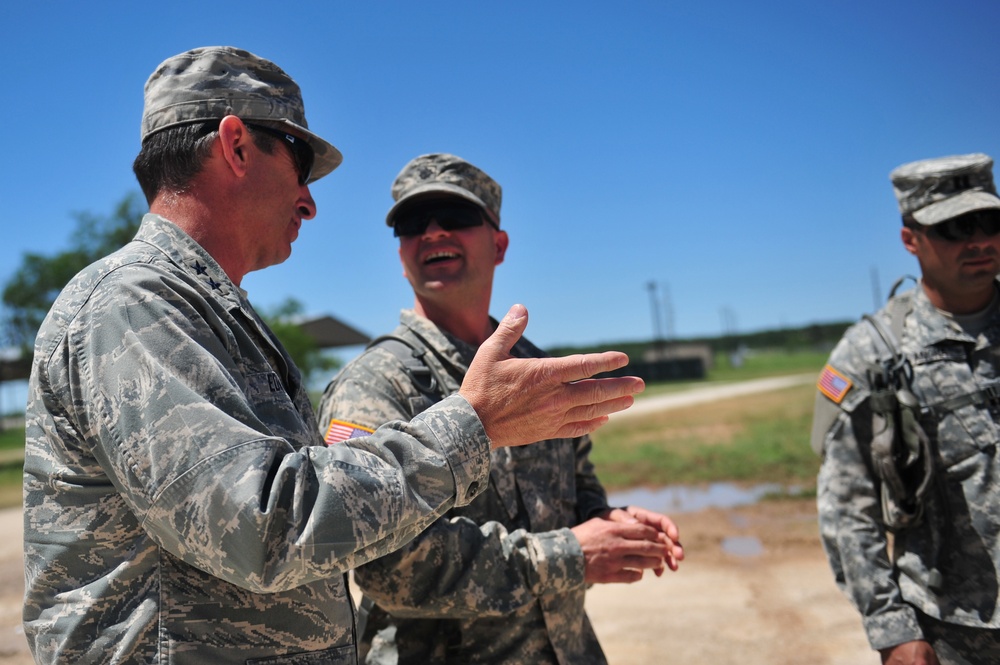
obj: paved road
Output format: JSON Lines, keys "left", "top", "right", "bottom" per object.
{"left": 612, "top": 373, "right": 817, "bottom": 420}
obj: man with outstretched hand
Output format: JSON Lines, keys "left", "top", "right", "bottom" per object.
{"left": 22, "top": 48, "right": 642, "bottom": 665}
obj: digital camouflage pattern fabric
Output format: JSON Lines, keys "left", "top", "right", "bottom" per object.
{"left": 386, "top": 153, "right": 503, "bottom": 227}
{"left": 23, "top": 215, "right": 491, "bottom": 664}
{"left": 141, "top": 46, "right": 342, "bottom": 183}
{"left": 318, "top": 310, "right": 611, "bottom": 665}
{"left": 813, "top": 282, "right": 1000, "bottom": 651}
{"left": 890, "top": 153, "right": 1000, "bottom": 227}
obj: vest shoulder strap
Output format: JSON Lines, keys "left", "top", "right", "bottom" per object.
{"left": 368, "top": 334, "right": 449, "bottom": 397}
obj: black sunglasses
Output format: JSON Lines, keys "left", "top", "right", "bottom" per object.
{"left": 392, "top": 199, "right": 498, "bottom": 237}
{"left": 919, "top": 209, "right": 1000, "bottom": 242}
{"left": 245, "top": 123, "right": 314, "bottom": 185}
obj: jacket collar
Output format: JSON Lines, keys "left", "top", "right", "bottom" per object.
{"left": 135, "top": 213, "right": 244, "bottom": 308}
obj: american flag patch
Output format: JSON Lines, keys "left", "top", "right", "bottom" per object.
{"left": 817, "top": 364, "right": 852, "bottom": 404}
{"left": 324, "top": 419, "right": 375, "bottom": 445}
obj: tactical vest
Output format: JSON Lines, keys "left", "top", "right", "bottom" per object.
{"left": 367, "top": 333, "right": 451, "bottom": 401}
{"left": 857, "top": 276, "right": 1000, "bottom": 530}
{"left": 861, "top": 283, "right": 934, "bottom": 531}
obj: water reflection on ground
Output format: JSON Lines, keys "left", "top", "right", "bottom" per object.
{"left": 607, "top": 482, "right": 802, "bottom": 515}
{"left": 607, "top": 483, "right": 807, "bottom": 558}
{"left": 720, "top": 536, "right": 765, "bottom": 557}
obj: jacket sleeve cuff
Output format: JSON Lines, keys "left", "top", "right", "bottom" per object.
{"left": 863, "top": 607, "right": 924, "bottom": 651}
{"left": 525, "top": 528, "right": 586, "bottom": 596}
{"left": 412, "top": 393, "right": 491, "bottom": 506}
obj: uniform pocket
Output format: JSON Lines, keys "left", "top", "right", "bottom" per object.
{"left": 933, "top": 403, "right": 996, "bottom": 470}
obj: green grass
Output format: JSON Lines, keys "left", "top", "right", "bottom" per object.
{"left": 0, "top": 427, "right": 23, "bottom": 508}
{"left": 591, "top": 380, "right": 821, "bottom": 491}
{"left": 708, "top": 349, "right": 827, "bottom": 381}
{"left": 0, "top": 427, "right": 25, "bottom": 450}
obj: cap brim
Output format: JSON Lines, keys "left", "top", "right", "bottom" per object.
{"left": 254, "top": 118, "right": 342, "bottom": 184}
{"left": 385, "top": 183, "right": 491, "bottom": 226}
{"left": 912, "top": 189, "right": 1000, "bottom": 225}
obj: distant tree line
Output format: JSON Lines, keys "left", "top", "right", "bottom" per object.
{"left": 546, "top": 320, "right": 853, "bottom": 359}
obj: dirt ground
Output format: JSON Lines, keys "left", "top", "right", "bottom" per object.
{"left": 0, "top": 498, "right": 878, "bottom": 665}
{"left": 584, "top": 498, "right": 876, "bottom": 664}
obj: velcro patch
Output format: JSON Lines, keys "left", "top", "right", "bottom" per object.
{"left": 818, "top": 364, "right": 852, "bottom": 404}
{"left": 324, "top": 419, "right": 375, "bottom": 445}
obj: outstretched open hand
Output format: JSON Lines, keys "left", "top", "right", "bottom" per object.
{"left": 460, "top": 304, "right": 645, "bottom": 449}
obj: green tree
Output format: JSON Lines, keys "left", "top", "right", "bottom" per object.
{"left": 259, "top": 298, "right": 341, "bottom": 388}
{"left": 2, "top": 193, "right": 145, "bottom": 353}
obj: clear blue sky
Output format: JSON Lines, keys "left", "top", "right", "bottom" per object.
{"left": 3, "top": 1, "right": 1000, "bottom": 360}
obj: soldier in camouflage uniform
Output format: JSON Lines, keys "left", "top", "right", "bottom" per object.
{"left": 318, "top": 154, "right": 684, "bottom": 665}
{"left": 813, "top": 153, "right": 1000, "bottom": 665}
{"left": 22, "top": 48, "right": 645, "bottom": 665}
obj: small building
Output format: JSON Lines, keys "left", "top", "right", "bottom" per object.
{"left": 603, "top": 342, "right": 712, "bottom": 382}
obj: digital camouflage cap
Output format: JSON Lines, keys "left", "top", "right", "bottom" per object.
{"left": 890, "top": 153, "right": 1000, "bottom": 226}
{"left": 386, "top": 154, "right": 502, "bottom": 227}
{"left": 141, "top": 46, "right": 342, "bottom": 183}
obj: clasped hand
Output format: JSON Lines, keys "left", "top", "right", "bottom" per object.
{"left": 572, "top": 506, "right": 684, "bottom": 584}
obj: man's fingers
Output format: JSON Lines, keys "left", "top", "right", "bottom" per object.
{"left": 626, "top": 508, "right": 684, "bottom": 569}
{"left": 575, "top": 519, "right": 681, "bottom": 584}
{"left": 589, "top": 552, "right": 664, "bottom": 584}
{"left": 563, "top": 394, "right": 638, "bottom": 423}
{"left": 620, "top": 553, "right": 669, "bottom": 570}
{"left": 552, "top": 379, "right": 644, "bottom": 433}
{"left": 614, "top": 526, "right": 684, "bottom": 571}
{"left": 598, "top": 568, "right": 645, "bottom": 584}
{"left": 553, "top": 390, "right": 643, "bottom": 437}
{"left": 627, "top": 506, "right": 681, "bottom": 542}
{"left": 553, "top": 417, "right": 611, "bottom": 440}
{"left": 669, "top": 540, "right": 685, "bottom": 564}
{"left": 544, "top": 351, "right": 632, "bottom": 383}
{"left": 609, "top": 523, "right": 671, "bottom": 547}
{"left": 570, "top": 376, "right": 645, "bottom": 401}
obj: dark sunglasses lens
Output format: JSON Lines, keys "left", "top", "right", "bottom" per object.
{"left": 292, "top": 141, "right": 314, "bottom": 185}
{"left": 436, "top": 207, "right": 483, "bottom": 231}
{"left": 979, "top": 212, "right": 1000, "bottom": 236}
{"left": 933, "top": 211, "right": 1000, "bottom": 241}
{"left": 929, "top": 220, "right": 966, "bottom": 241}
{"left": 393, "top": 214, "right": 427, "bottom": 237}
{"left": 393, "top": 203, "right": 484, "bottom": 237}
{"left": 248, "top": 124, "right": 313, "bottom": 185}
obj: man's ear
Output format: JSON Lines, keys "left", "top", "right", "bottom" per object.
{"left": 217, "top": 115, "right": 252, "bottom": 179}
{"left": 494, "top": 229, "right": 509, "bottom": 266}
{"left": 901, "top": 225, "right": 920, "bottom": 257}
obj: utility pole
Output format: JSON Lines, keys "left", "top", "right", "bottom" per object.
{"left": 720, "top": 306, "right": 742, "bottom": 367}
{"left": 646, "top": 281, "right": 663, "bottom": 352}
{"left": 661, "top": 281, "right": 674, "bottom": 342}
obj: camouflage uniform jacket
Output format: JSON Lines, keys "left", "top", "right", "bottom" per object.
{"left": 23, "top": 215, "right": 490, "bottom": 665}
{"left": 814, "top": 283, "right": 1000, "bottom": 650}
{"left": 317, "top": 310, "right": 611, "bottom": 665}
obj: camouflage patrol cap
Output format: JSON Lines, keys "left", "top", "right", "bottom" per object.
{"left": 141, "top": 46, "right": 342, "bottom": 183}
{"left": 890, "top": 153, "right": 1000, "bottom": 225}
{"left": 386, "top": 154, "right": 502, "bottom": 227}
